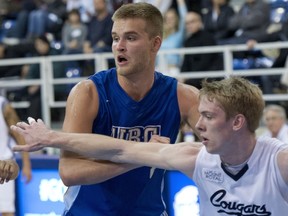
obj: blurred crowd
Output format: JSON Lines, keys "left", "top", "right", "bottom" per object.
{"left": 0, "top": 0, "right": 287, "bottom": 120}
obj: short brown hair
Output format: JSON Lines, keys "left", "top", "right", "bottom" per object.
{"left": 199, "top": 76, "right": 265, "bottom": 133}
{"left": 112, "top": 3, "right": 163, "bottom": 38}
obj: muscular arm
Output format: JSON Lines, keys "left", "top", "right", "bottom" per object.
{"left": 11, "top": 120, "right": 201, "bottom": 178}
{"left": 277, "top": 148, "right": 288, "bottom": 186}
{"left": 177, "top": 82, "right": 201, "bottom": 139}
{"left": 59, "top": 80, "right": 139, "bottom": 186}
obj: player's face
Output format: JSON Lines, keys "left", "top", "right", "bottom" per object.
{"left": 196, "top": 96, "right": 235, "bottom": 155}
{"left": 111, "top": 18, "right": 156, "bottom": 76}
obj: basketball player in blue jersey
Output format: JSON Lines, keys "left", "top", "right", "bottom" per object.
{"left": 12, "top": 76, "right": 288, "bottom": 215}
{"left": 46, "top": 2, "right": 200, "bottom": 216}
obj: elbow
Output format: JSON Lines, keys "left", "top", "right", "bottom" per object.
{"left": 59, "top": 166, "right": 75, "bottom": 186}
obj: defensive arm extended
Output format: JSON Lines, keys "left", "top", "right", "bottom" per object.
{"left": 11, "top": 118, "right": 201, "bottom": 177}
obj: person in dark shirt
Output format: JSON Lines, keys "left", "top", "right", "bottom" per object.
{"left": 181, "top": 11, "right": 222, "bottom": 89}
{"left": 202, "top": 0, "right": 235, "bottom": 42}
{"left": 83, "top": 0, "right": 113, "bottom": 54}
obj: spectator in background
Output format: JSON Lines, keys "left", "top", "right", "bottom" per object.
{"left": 133, "top": 0, "right": 172, "bottom": 14}
{"left": 61, "top": 9, "right": 88, "bottom": 81}
{"left": 261, "top": 104, "right": 288, "bottom": 143}
{"left": 0, "top": 42, "right": 33, "bottom": 79}
{"left": 0, "top": 95, "right": 32, "bottom": 216}
{"left": 219, "top": 0, "right": 270, "bottom": 45}
{"left": 24, "top": 35, "right": 65, "bottom": 120}
{"left": 2, "top": 0, "right": 37, "bottom": 44}
{"left": 83, "top": 0, "right": 113, "bottom": 54}
{"left": 202, "top": 0, "right": 235, "bottom": 43}
{"left": 26, "top": 0, "right": 67, "bottom": 40}
{"left": 62, "top": 9, "right": 87, "bottom": 55}
{"left": 246, "top": 20, "right": 288, "bottom": 93}
{"left": 181, "top": 11, "right": 222, "bottom": 89}
{"left": 66, "top": 0, "right": 95, "bottom": 24}
{"left": 158, "top": 0, "right": 187, "bottom": 74}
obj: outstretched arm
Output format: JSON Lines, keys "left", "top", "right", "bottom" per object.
{"left": 277, "top": 148, "right": 288, "bottom": 185}
{"left": 11, "top": 118, "right": 201, "bottom": 177}
{"left": 0, "top": 159, "right": 19, "bottom": 184}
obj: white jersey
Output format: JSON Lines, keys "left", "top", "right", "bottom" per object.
{"left": 193, "top": 136, "right": 288, "bottom": 216}
{"left": 0, "top": 96, "right": 15, "bottom": 160}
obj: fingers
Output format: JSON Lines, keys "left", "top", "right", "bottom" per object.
{"left": 28, "top": 117, "right": 36, "bottom": 124}
{"left": 0, "top": 161, "right": 18, "bottom": 184}
{"left": 149, "top": 135, "right": 170, "bottom": 144}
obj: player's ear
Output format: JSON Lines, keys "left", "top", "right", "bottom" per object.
{"left": 232, "top": 114, "right": 246, "bottom": 131}
{"left": 152, "top": 36, "right": 162, "bottom": 52}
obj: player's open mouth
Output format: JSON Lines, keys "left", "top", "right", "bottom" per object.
{"left": 118, "top": 56, "right": 127, "bottom": 63}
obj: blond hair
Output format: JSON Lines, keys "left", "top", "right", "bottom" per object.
{"left": 112, "top": 3, "right": 163, "bottom": 38}
{"left": 199, "top": 76, "right": 265, "bottom": 132}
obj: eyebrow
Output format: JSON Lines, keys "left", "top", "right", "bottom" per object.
{"left": 112, "top": 31, "right": 139, "bottom": 36}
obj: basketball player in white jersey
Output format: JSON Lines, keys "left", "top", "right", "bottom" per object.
{"left": 0, "top": 95, "right": 32, "bottom": 216}
{"left": 0, "top": 160, "right": 19, "bottom": 184}
{"left": 11, "top": 76, "right": 288, "bottom": 215}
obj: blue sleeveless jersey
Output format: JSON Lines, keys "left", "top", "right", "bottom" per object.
{"left": 63, "top": 68, "right": 181, "bottom": 216}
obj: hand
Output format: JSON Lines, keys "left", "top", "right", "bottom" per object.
{"left": 149, "top": 135, "right": 170, "bottom": 144}
{"left": 10, "top": 117, "right": 51, "bottom": 152}
{"left": 0, "top": 160, "right": 19, "bottom": 184}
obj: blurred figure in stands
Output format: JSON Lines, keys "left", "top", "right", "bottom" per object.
{"left": 261, "top": 104, "right": 288, "bottom": 144}
{"left": 181, "top": 11, "right": 222, "bottom": 89}
{"left": 202, "top": 0, "right": 235, "bottom": 43}
{"left": 219, "top": 0, "right": 270, "bottom": 45}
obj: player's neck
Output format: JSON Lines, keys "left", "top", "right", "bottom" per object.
{"left": 118, "top": 74, "right": 155, "bottom": 101}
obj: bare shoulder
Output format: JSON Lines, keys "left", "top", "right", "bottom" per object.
{"left": 67, "top": 79, "right": 98, "bottom": 105}
{"left": 177, "top": 82, "right": 199, "bottom": 112}
{"left": 176, "top": 82, "right": 200, "bottom": 133}
{"left": 277, "top": 147, "right": 288, "bottom": 185}
{"left": 63, "top": 79, "right": 98, "bottom": 132}
{"left": 177, "top": 82, "right": 199, "bottom": 98}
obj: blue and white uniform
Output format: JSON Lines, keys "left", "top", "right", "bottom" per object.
{"left": 193, "top": 136, "right": 288, "bottom": 215}
{"left": 63, "top": 68, "right": 181, "bottom": 216}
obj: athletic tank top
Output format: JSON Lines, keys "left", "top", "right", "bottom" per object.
{"left": 0, "top": 96, "right": 15, "bottom": 160}
{"left": 193, "top": 136, "right": 288, "bottom": 216}
{"left": 64, "top": 68, "right": 181, "bottom": 216}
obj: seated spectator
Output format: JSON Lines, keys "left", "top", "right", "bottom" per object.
{"left": 62, "top": 9, "right": 87, "bottom": 55}
{"left": 66, "top": 0, "right": 95, "bottom": 24}
{"left": 261, "top": 104, "right": 288, "bottom": 144}
{"left": 26, "top": 0, "right": 67, "bottom": 40}
{"left": 61, "top": 8, "right": 88, "bottom": 80}
{"left": 2, "top": 0, "right": 37, "bottom": 44}
{"left": 202, "top": 0, "right": 235, "bottom": 43}
{"left": 246, "top": 20, "right": 288, "bottom": 93}
{"left": 181, "top": 11, "right": 222, "bottom": 89}
{"left": 24, "top": 35, "right": 65, "bottom": 119}
{"left": 83, "top": 0, "right": 113, "bottom": 54}
{"left": 219, "top": 0, "right": 270, "bottom": 45}
{"left": 158, "top": 0, "right": 187, "bottom": 73}
{"left": 0, "top": 42, "right": 34, "bottom": 78}
{"left": 133, "top": 0, "right": 172, "bottom": 14}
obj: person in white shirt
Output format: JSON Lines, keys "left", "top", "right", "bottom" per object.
{"left": 262, "top": 104, "right": 288, "bottom": 143}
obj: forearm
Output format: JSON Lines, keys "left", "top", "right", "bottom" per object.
{"left": 59, "top": 156, "right": 139, "bottom": 185}
{"left": 47, "top": 131, "right": 128, "bottom": 160}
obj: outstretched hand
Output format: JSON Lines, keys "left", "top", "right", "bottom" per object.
{"left": 10, "top": 117, "right": 51, "bottom": 152}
